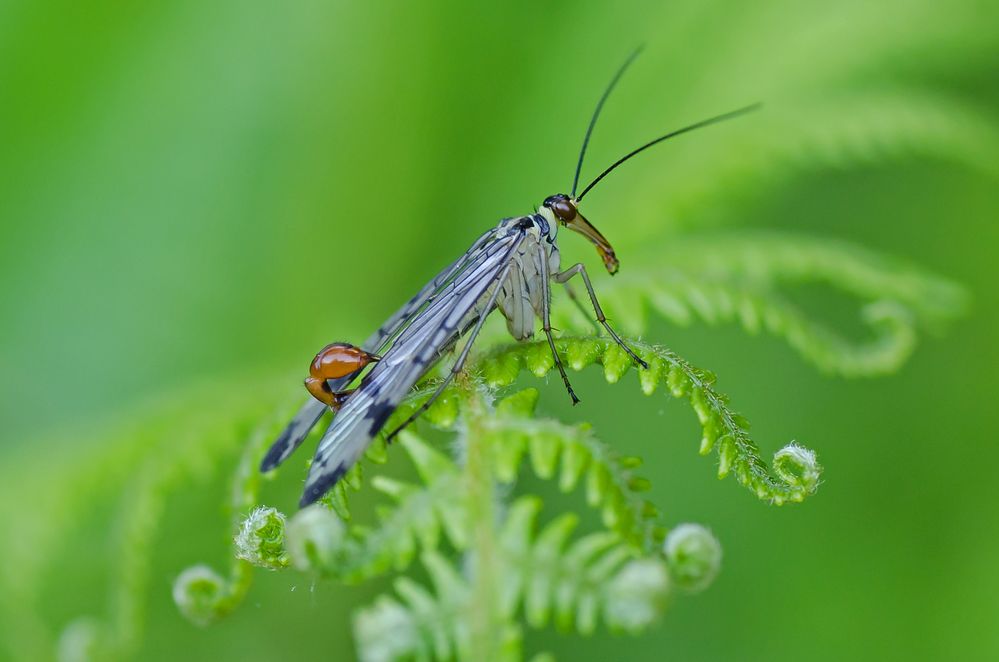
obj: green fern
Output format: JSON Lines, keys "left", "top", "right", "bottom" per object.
{"left": 480, "top": 338, "right": 820, "bottom": 504}
{"left": 2, "top": 266, "right": 955, "bottom": 661}
{"left": 483, "top": 389, "right": 663, "bottom": 551}
{"left": 169, "top": 335, "right": 819, "bottom": 660}
{"left": 352, "top": 502, "right": 671, "bottom": 662}
{"left": 353, "top": 550, "right": 496, "bottom": 662}
{"left": 306, "top": 432, "right": 468, "bottom": 583}
{"left": 496, "top": 497, "right": 669, "bottom": 635}
{"left": 1, "top": 236, "right": 965, "bottom": 662}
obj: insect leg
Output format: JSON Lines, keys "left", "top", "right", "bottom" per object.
{"left": 563, "top": 282, "right": 604, "bottom": 334}
{"left": 540, "top": 254, "right": 581, "bottom": 404}
{"left": 439, "top": 315, "right": 482, "bottom": 358}
{"left": 385, "top": 260, "right": 515, "bottom": 443}
{"left": 554, "top": 263, "right": 649, "bottom": 369}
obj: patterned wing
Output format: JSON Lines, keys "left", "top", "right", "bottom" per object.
{"left": 259, "top": 227, "right": 500, "bottom": 471}
{"left": 298, "top": 230, "right": 526, "bottom": 506}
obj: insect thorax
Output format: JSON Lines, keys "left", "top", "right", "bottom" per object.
{"left": 491, "top": 212, "right": 561, "bottom": 342}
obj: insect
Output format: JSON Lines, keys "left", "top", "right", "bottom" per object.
{"left": 260, "top": 49, "right": 759, "bottom": 507}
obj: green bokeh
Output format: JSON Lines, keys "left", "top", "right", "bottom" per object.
{"left": 2, "top": 1, "right": 997, "bottom": 660}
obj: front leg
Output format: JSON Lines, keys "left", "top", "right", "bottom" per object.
{"left": 540, "top": 251, "right": 581, "bottom": 404}
{"left": 554, "top": 263, "right": 649, "bottom": 370}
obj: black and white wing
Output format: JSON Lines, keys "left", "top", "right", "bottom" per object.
{"left": 259, "top": 226, "right": 501, "bottom": 472}
{"left": 298, "top": 228, "right": 527, "bottom": 506}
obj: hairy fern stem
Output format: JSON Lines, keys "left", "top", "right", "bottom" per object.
{"left": 462, "top": 380, "right": 511, "bottom": 661}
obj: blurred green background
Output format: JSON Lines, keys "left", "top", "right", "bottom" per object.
{"left": 2, "top": 1, "right": 998, "bottom": 660}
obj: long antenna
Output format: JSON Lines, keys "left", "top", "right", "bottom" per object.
{"left": 570, "top": 46, "right": 644, "bottom": 198}
{"left": 575, "top": 103, "right": 762, "bottom": 202}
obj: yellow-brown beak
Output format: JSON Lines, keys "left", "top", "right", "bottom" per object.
{"left": 566, "top": 210, "right": 619, "bottom": 274}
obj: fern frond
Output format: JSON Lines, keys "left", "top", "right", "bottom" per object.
{"left": 257, "top": 314, "right": 831, "bottom": 535}
{"left": 352, "top": 551, "right": 486, "bottom": 662}
{"left": 173, "top": 413, "right": 286, "bottom": 628}
{"left": 655, "top": 231, "right": 967, "bottom": 323}
{"left": 663, "top": 523, "right": 723, "bottom": 594}
{"left": 553, "top": 231, "right": 966, "bottom": 377}
{"left": 765, "top": 90, "right": 999, "bottom": 178}
{"left": 286, "top": 432, "right": 468, "bottom": 583}
{"left": 313, "top": 383, "right": 463, "bottom": 522}
{"left": 481, "top": 337, "right": 821, "bottom": 505}
{"left": 240, "top": 428, "right": 472, "bottom": 587}
{"left": 485, "top": 389, "right": 664, "bottom": 552}
{"left": 617, "top": 88, "right": 999, "bottom": 238}
{"left": 497, "top": 497, "right": 669, "bottom": 636}
{"left": 354, "top": 496, "right": 673, "bottom": 662}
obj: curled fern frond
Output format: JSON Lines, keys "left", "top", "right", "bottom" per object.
{"left": 172, "top": 566, "right": 236, "bottom": 628}
{"left": 172, "top": 413, "right": 287, "bottom": 627}
{"left": 663, "top": 523, "right": 723, "bottom": 594}
{"left": 481, "top": 337, "right": 821, "bottom": 504}
{"left": 234, "top": 507, "right": 289, "bottom": 570}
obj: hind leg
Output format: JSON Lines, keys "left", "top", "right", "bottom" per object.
{"left": 554, "top": 263, "right": 648, "bottom": 369}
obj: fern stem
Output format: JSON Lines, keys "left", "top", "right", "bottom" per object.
{"left": 461, "top": 381, "right": 509, "bottom": 661}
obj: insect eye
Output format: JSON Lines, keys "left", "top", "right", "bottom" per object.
{"left": 553, "top": 199, "right": 576, "bottom": 222}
